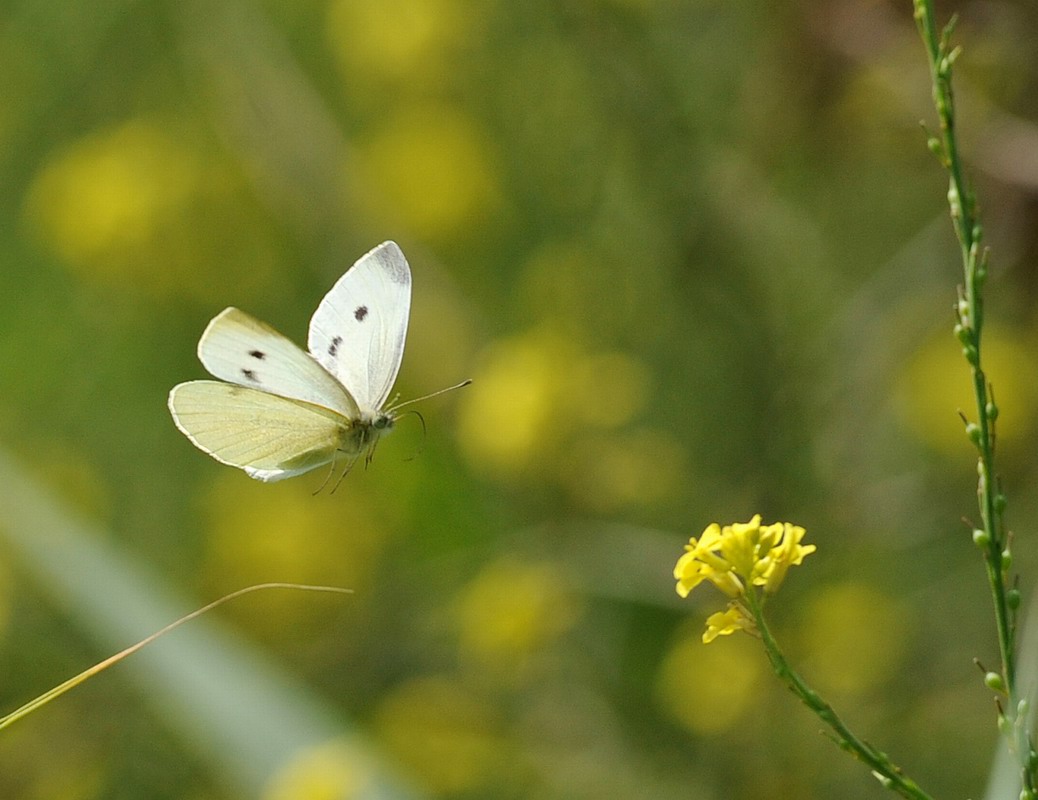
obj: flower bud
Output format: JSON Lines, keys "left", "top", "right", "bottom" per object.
{"left": 1008, "top": 588, "right": 1021, "bottom": 610}
{"left": 972, "top": 528, "right": 989, "bottom": 548}
{"left": 965, "top": 423, "right": 981, "bottom": 445}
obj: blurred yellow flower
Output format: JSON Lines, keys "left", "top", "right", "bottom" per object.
{"left": 25, "top": 121, "right": 201, "bottom": 288}
{"left": 263, "top": 739, "right": 370, "bottom": 800}
{"left": 895, "top": 326, "right": 1038, "bottom": 456}
{"left": 674, "top": 515, "right": 815, "bottom": 605}
{"left": 797, "top": 582, "right": 909, "bottom": 696}
{"left": 355, "top": 105, "right": 501, "bottom": 242}
{"left": 326, "top": 0, "right": 472, "bottom": 87}
{"left": 373, "top": 676, "right": 505, "bottom": 795}
{"left": 24, "top": 118, "right": 277, "bottom": 299}
{"left": 456, "top": 558, "right": 579, "bottom": 673}
{"left": 656, "top": 624, "right": 764, "bottom": 733}
{"left": 456, "top": 331, "right": 572, "bottom": 473}
{"left": 200, "top": 474, "right": 391, "bottom": 635}
{"left": 456, "top": 327, "right": 655, "bottom": 487}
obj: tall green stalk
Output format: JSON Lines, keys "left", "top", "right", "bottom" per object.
{"left": 911, "top": 1, "right": 1034, "bottom": 795}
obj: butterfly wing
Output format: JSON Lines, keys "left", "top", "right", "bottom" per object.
{"left": 307, "top": 241, "right": 411, "bottom": 413}
{"left": 197, "top": 307, "right": 360, "bottom": 418}
{"left": 168, "top": 380, "right": 351, "bottom": 481}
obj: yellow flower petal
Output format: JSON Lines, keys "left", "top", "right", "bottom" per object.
{"left": 703, "top": 604, "right": 754, "bottom": 643}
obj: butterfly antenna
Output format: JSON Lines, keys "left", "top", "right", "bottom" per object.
{"left": 388, "top": 379, "right": 472, "bottom": 413}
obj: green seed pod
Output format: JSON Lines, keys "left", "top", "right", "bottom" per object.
{"left": 984, "top": 672, "right": 1006, "bottom": 692}
{"left": 972, "top": 529, "right": 990, "bottom": 547}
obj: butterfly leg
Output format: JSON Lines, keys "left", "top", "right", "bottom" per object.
{"left": 330, "top": 455, "right": 358, "bottom": 494}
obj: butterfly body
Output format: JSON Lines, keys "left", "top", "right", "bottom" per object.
{"left": 169, "top": 241, "right": 412, "bottom": 482}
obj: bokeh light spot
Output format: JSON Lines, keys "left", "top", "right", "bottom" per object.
{"left": 456, "top": 558, "right": 580, "bottom": 673}
{"left": 263, "top": 739, "right": 370, "bottom": 800}
{"left": 456, "top": 331, "right": 572, "bottom": 474}
{"left": 200, "top": 474, "right": 390, "bottom": 634}
{"left": 797, "top": 581, "right": 909, "bottom": 696}
{"left": 355, "top": 105, "right": 501, "bottom": 241}
{"left": 895, "top": 326, "right": 1037, "bottom": 456}
{"left": 326, "top": 0, "right": 469, "bottom": 85}
{"left": 26, "top": 121, "right": 201, "bottom": 273}
{"left": 373, "top": 676, "right": 504, "bottom": 795}
{"left": 656, "top": 623, "right": 763, "bottom": 734}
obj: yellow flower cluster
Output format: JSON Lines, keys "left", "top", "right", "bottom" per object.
{"left": 674, "top": 515, "right": 816, "bottom": 642}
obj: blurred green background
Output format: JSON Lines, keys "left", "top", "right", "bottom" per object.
{"left": 2, "top": 0, "right": 1038, "bottom": 798}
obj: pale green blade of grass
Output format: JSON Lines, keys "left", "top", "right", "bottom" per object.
{"left": 0, "top": 447, "right": 422, "bottom": 800}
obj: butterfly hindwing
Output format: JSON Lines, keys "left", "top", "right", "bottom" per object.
{"left": 308, "top": 241, "right": 411, "bottom": 413}
{"left": 168, "top": 381, "right": 352, "bottom": 482}
{"left": 198, "top": 307, "right": 360, "bottom": 418}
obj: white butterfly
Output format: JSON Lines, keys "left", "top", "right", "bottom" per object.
{"left": 169, "top": 241, "right": 465, "bottom": 483}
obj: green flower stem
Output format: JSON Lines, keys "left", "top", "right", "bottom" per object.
{"left": 911, "top": 2, "right": 1035, "bottom": 793}
{"left": 743, "top": 590, "right": 934, "bottom": 800}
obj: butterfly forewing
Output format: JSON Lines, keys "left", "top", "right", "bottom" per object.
{"left": 198, "top": 308, "right": 360, "bottom": 418}
{"left": 308, "top": 241, "right": 411, "bottom": 413}
{"left": 168, "top": 381, "right": 350, "bottom": 482}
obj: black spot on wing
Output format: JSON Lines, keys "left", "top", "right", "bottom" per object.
{"left": 249, "top": 350, "right": 266, "bottom": 360}
{"left": 241, "top": 368, "right": 259, "bottom": 382}
{"left": 354, "top": 306, "right": 368, "bottom": 321}
{"left": 328, "top": 335, "right": 343, "bottom": 357}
